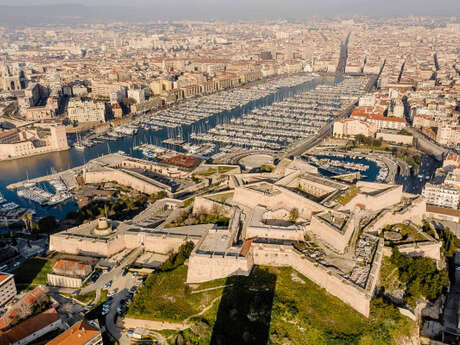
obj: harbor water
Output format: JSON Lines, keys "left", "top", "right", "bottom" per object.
{"left": 0, "top": 77, "right": 327, "bottom": 222}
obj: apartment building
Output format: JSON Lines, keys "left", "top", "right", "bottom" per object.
{"left": 67, "top": 98, "right": 107, "bottom": 123}
{"left": 422, "top": 183, "right": 460, "bottom": 209}
{"left": 333, "top": 118, "right": 376, "bottom": 138}
{"left": 0, "top": 273, "right": 16, "bottom": 307}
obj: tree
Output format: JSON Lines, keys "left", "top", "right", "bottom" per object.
{"left": 37, "top": 216, "right": 57, "bottom": 234}
{"left": 22, "top": 215, "right": 29, "bottom": 233}
{"left": 289, "top": 208, "right": 299, "bottom": 223}
{"left": 121, "top": 97, "right": 137, "bottom": 107}
{"left": 390, "top": 247, "right": 450, "bottom": 305}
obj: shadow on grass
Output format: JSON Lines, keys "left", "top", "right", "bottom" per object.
{"left": 13, "top": 257, "right": 47, "bottom": 292}
{"left": 210, "top": 267, "right": 276, "bottom": 345}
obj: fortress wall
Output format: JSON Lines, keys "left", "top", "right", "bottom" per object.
{"left": 347, "top": 185, "right": 403, "bottom": 212}
{"left": 192, "top": 196, "right": 234, "bottom": 217}
{"left": 253, "top": 244, "right": 371, "bottom": 317}
{"left": 269, "top": 188, "right": 326, "bottom": 220}
{"left": 49, "top": 234, "right": 125, "bottom": 257}
{"left": 309, "top": 216, "right": 353, "bottom": 253}
{"left": 186, "top": 252, "right": 254, "bottom": 284}
{"left": 233, "top": 186, "right": 327, "bottom": 220}
{"left": 365, "top": 199, "right": 426, "bottom": 234}
{"left": 84, "top": 170, "right": 164, "bottom": 194}
{"left": 246, "top": 226, "right": 304, "bottom": 241}
{"left": 144, "top": 235, "right": 193, "bottom": 254}
{"left": 383, "top": 242, "right": 441, "bottom": 261}
{"left": 232, "top": 187, "right": 271, "bottom": 209}
{"left": 297, "top": 178, "right": 337, "bottom": 197}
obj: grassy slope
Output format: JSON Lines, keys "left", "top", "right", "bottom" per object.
{"left": 127, "top": 265, "right": 226, "bottom": 322}
{"left": 14, "top": 257, "right": 55, "bottom": 292}
{"left": 129, "top": 265, "right": 415, "bottom": 345}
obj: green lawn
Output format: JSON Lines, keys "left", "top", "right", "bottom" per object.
{"left": 183, "top": 197, "right": 195, "bottom": 208}
{"left": 13, "top": 257, "right": 55, "bottom": 292}
{"left": 127, "top": 265, "right": 415, "bottom": 345}
{"left": 218, "top": 166, "right": 237, "bottom": 174}
{"left": 335, "top": 185, "right": 360, "bottom": 205}
{"left": 127, "top": 265, "right": 226, "bottom": 322}
{"left": 387, "top": 223, "right": 428, "bottom": 243}
{"left": 196, "top": 168, "right": 216, "bottom": 176}
{"left": 75, "top": 290, "right": 96, "bottom": 304}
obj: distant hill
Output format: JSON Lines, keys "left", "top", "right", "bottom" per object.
{"left": 0, "top": 4, "right": 136, "bottom": 26}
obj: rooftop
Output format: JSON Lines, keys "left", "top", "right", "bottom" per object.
{"left": 47, "top": 321, "right": 100, "bottom": 345}
{"left": 0, "top": 308, "right": 60, "bottom": 345}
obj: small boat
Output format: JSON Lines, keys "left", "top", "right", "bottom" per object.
{"left": 74, "top": 143, "right": 86, "bottom": 151}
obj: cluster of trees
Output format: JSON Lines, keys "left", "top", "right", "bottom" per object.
{"left": 65, "top": 193, "right": 151, "bottom": 224}
{"left": 390, "top": 247, "right": 450, "bottom": 306}
{"left": 352, "top": 134, "right": 383, "bottom": 148}
{"left": 422, "top": 222, "right": 457, "bottom": 258}
{"left": 169, "top": 206, "right": 230, "bottom": 228}
{"left": 158, "top": 241, "right": 195, "bottom": 272}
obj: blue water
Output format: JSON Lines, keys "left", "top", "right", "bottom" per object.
{"left": 313, "top": 155, "right": 380, "bottom": 181}
{"left": 0, "top": 78, "right": 327, "bottom": 223}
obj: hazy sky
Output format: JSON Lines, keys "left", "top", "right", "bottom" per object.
{"left": 0, "top": 0, "right": 458, "bottom": 20}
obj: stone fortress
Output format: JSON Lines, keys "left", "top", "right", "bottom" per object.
{"left": 49, "top": 155, "right": 439, "bottom": 318}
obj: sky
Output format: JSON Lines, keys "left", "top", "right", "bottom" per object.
{"left": 0, "top": 0, "right": 458, "bottom": 22}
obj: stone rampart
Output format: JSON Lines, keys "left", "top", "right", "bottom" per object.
{"left": 383, "top": 242, "right": 441, "bottom": 261}
{"left": 192, "top": 196, "right": 234, "bottom": 217}
{"left": 252, "top": 244, "right": 373, "bottom": 317}
{"left": 186, "top": 251, "right": 254, "bottom": 284}
{"left": 49, "top": 233, "right": 125, "bottom": 257}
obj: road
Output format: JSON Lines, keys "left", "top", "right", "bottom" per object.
{"left": 405, "top": 126, "right": 447, "bottom": 160}
{"left": 80, "top": 246, "right": 143, "bottom": 295}
{"left": 283, "top": 100, "right": 358, "bottom": 158}
{"left": 105, "top": 272, "right": 138, "bottom": 345}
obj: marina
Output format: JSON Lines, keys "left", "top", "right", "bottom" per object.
{"left": 0, "top": 73, "right": 328, "bottom": 225}
{"left": 190, "top": 77, "right": 368, "bottom": 152}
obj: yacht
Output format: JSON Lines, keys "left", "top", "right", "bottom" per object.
{"left": 47, "top": 192, "right": 72, "bottom": 206}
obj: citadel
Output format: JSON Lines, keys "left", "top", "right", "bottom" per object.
{"left": 49, "top": 155, "right": 437, "bottom": 317}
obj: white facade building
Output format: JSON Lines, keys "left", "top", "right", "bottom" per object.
{"left": 422, "top": 183, "right": 460, "bottom": 209}
{"left": 67, "top": 98, "right": 106, "bottom": 123}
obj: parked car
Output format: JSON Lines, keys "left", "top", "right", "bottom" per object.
{"left": 103, "top": 281, "right": 112, "bottom": 290}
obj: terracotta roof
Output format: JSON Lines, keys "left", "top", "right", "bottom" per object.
{"left": 0, "top": 273, "right": 12, "bottom": 285}
{"left": 162, "top": 154, "right": 201, "bottom": 169}
{"left": 0, "top": 286, "right": 46, "bottom": 330}
{"left": 53, "top": 259, "right": 90, "bottom": 273}
{"left": 0, "top": 308, "right": 60, "bottom": 345}
{"left": 0, "top": 129, "right": 18, "bottom": 139}
{"left": 46, "top": 321, "right": 100, "bottom": 345}
{"left": 239, "top": 239, "right": 254, "bottom": 257}
{"left": 426, "top": 204, "right": 460, "bottom": 218}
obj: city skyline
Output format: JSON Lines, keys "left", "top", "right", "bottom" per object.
{"left": 0, "top": 0, "right": 458, "bottom": 22}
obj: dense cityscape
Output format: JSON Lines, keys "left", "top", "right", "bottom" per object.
{"left": 0, "top": 7, "right": 459, "bottom": 345}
